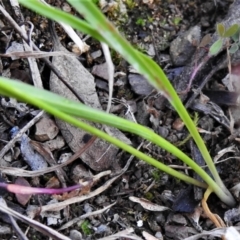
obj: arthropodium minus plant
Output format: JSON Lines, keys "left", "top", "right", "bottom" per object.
{"left": 4, "top": 0, "right": 235, "bottom": 208}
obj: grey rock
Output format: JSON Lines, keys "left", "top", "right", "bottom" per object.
{"left": 94, "top": 224, "right": 110, "bottom": 234}
{"left": 95, "top": 78, "right": 109, "bottom": 91}
{"left": 69, "top": 230, "right": 83, "bottom": 240}
{"left": 170, "top": 26, "right": 201, "bottom": 66}
{"left": 167, "top": 213, "right": 188, "bottom": 225}
{"left": 0, "top": 225, "right": 11, "bottom": 235}
{"left": 165, "top": 225, "right": 198, "bottom": 240}
{"left": 157, "top": 126, "right": 169, "bottom": 138}
{"left": 91, "top": 50, "right": 102, "bottom": 59}
{"left": 20, "top": 135, "right": 48, "bottom": 170}
{"left": 129, "top": 74, "right": 154, "bottom": 95}
{"left": 92, "top": 62, "right": 109, "bottom": 80}
{"left": 224, "top": 208, "right": 240, "bottom": 225}
{"left": 11, "top": 127, "right": 48, "bottom": 170}
{"left": 155, "top": 231, "right": 163, "bottom": 240}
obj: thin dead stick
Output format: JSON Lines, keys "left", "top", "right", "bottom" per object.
{"left": 169, "top": 156, "right": 240, "bottom": 170}
{"left": 113, "top": 141, "right": 144, "bottom": 176}
{"left": 0, "top": 50, "right": 77, "bottom": 58}
{"left": 0, "top": 198, "right": 71, "bottom": 240}
{"left": 38, "top": 144, "right": 141, "bottom": 213}
{"left": 4, "top": 188, "right": 29, "bottom": 240}
{"left": 101, "top": 42, "right": 114, "bottom": 113}
{"left": 58, "top": 202, "right": 117, "bottom": 230}
{"left": 30, "top": 140, "right": 68, "bottom": 186}
{"left": 8, "top": 213, "right": 28, "bottom": 240}
{"left": 8, "top": 0, "right": 43, "bottom": 88}
{"left": 36, "top": 171, "right": 114, "bottom": 212}
{"left": 98, "top": 228, "right": 143, "bottom": 240}
{"left": 40, "top": 0, "right": 89, "bottom": 53}
{"left": 185, "top": 57, "right": 227, "bottom": 108}
{"left": 144, "top": 180, "right": 156, "bottom": 194}
{"left": 227, "top": 46, "right": 234, "bottom": 91}
{"left": 0, "top": 110, "right": 44, "bottom": 162}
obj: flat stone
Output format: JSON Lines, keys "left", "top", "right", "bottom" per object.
{"left": 129, "top": 74, "right": 154, "bottom": 95}
{"left": 69, "top": 230, "right": 83, "bottom": 240}
{"left": 35, "top": 117, "right": 59, "bottom": 141}
{"left": 170, "top": 26, "right": 201, "bottom": 66}
{"left": 91, "top": 62, "right": 109, "bottom": 80}
{"left": 91, "top": 50, "right": 102, "bottom": 59}
{"left": 43, "top": 136, "right": 65, "bottom": 151}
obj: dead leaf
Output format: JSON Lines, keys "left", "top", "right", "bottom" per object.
{"left": 46, "top": 176, "right": 60, "bottom": 189}
{"left": 129, "top": 196, "right": 169, "bottom": 211}
{"left": 15, "top": 177, "right": 32, "bottom": 206}
{"left": 53, "top": 179, "right": 93, "bottom": 201}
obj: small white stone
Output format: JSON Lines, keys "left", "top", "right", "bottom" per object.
{"left": 137, "top": 220, "right": 143, "bottom": 227}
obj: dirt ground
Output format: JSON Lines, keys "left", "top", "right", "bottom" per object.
{"left": 1, "top": 0, "right": 240, "bottom": 239}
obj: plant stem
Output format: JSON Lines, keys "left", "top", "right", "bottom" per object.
{"left": 202, "top": 188, "right": 225, "bottom": 228}
{"left": 2, "top": 182, "right": 82, "bottom": 195}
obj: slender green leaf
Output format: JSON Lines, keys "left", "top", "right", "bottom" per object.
{"left": 0, "top": 77, "right": 236, "bottom": 206}
{"left": 0, "top": 77, "right": 206, "bottom": 188}
{"left": 0, "top": 78, "right": 209, "bottom": 178}
{"left": 17, "top": 0, "right": 236, "bottom": 206}
{"left": 66, "top": 0, "right": 234, "bottom": 200}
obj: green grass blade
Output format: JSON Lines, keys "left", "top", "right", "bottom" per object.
{"left": 0, "top": 78, "right": 233, "bottom": 199}
{"left": 19, "top": 0, "right": 221, "bottom": 185}
{"left": 65, "top": 0, "right": 228, "bottom": 194}
{"left": 17, "top": 0, "right": 236, "bottom": 206}
{"left": 0, "top": 78, "right": 204, "bottom": 175}
{"left": 0, "top": 79, "right": 205, "bottom": 188}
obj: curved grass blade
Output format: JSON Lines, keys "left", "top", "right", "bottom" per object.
{"left": 66, "top": 0, "right": 232, "bottom": 200}
{"left": 0, "top": 77, "right": 237, "bottom": 207}
{"left": 17, "top": 0, "right": 236, "bottom": 206}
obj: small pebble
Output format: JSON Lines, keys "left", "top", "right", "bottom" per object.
{"left": 69, "top": 230, "right": 83, "bottom": 240}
